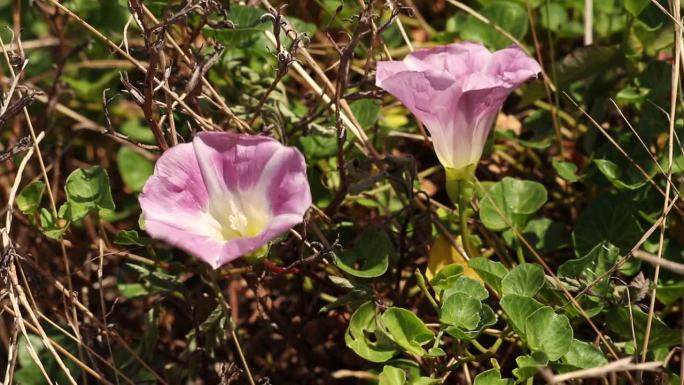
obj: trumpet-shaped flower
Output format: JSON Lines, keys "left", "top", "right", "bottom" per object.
{"left": 139, "top": 132, "right": 311, "bottom": 269}
{"left": 376, "top": 42, "right": 541, "bottom": 177}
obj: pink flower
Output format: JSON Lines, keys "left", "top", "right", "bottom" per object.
{"left": 139, "top": 132, "right": 311, "bottom": 269}
{"left": 376, "top": 42, "right": 541, "bottom": 174}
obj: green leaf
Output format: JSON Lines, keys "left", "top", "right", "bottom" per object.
{"left": 445, "top": 304, "right": 497, "bottom": 341}
{"left": 379, "top": 366, "right": 406, "bottom": 385}
{"left": 39, "top": 208, "right": 67, "bottom": 239}
{"left": 198, "top": 305, "right": 227, "bottom": 355}
{"left": 426, "top": 347, "right": 446, "bottom": 357}
{"left": 572, "top": 193, "right": 643, "bottom": 256}
{"left": 520, "top": 218, "right": 570, "bottom": 253}
{"left": 381, "top": 307, "right": 434, "bottom": 356}
{"left": 429, "top": 264, "right": 464, "bottom": 295}
{"left": 656, "top": 281, "right": 684, "bottom": 305}
{"left": 513, "top": 352, "right": 548, "bottom": 382}
{"left": 16, "top": 327, "right": 80, "bottom": 385}
{"left": 114, "top": 229, "right": 149, "bottom": 246}
{"left": 64, "top": 166, "right": 115, "bottom": 222}
{"left": 468, "top": 258, "right": 508, "bottom": 293}
{"left": 539, "top": 3, "right": 566, "bottom": 32}
{"left": 562, "top": 339, "right": 608, "bottom": 369}
{"left": 605, "top": 305, "right": 680, "bottom": 350}
{"left": 625, "top": 0, "right": 650, "bottom": 16}
{"left": 335, "top": 229, "right": 392, "bottom": 278}
{"left": 479, "top": 177, "right": 548, "bottom": 231}
{"left": 594, "top": 158, "right": 648, "bottom": 190}
{"left": 442, "top": 276, "right": 489, "bottom": 302}
{"left": 298, "top": 134, "right": 337, "bottom": 159}
{"left": 119, "top": 120, "right": 155, "bottom": 144}
{"left": 460, "top": 1, "right": 528, "bottom": 50}
{"left": 117, "top": 146, "right": 154, "bottom": 192}
{"left": 345, "top": 302, "right": 399, "bottom": 362}
{"left": 440, "top": 293, "right": 482, "bottom": 330}
{"left": 350, "top": 99, "right": 381, "bottom": 128}
{"left": 552, "top": 160, "right": 580, "bottom": 182}
{"left": 501, "top": 263, "right": 545, "bottom": 297}
{"left": 204, "top": 6, "right": 268, "bottom": 46}
{"left": 473, "top": 368, "right": 514, "bottom": 385}
{"left": 558, "top": 242, "right": 619, "bottom": 297}
{"left": 500, "top": 294, "right": 544, "bottom": 336}
{"left": 16, "top": 181, "right": 45, "bottom": 215}
{"left": 124, "top": 263, "right": 189, "bottom": 299}
{"left": 117, "top": 281, "right": 148, "bottom": 298}
{"left": 525, "top": 307, "right": 573, "bottom": 361}
{"left": 409, "top": 377, "right": 441, "bottom": 385}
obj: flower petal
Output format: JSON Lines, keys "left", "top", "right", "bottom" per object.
{"left": 406, "top": 42, "right": 492, "bottom": 79}
{"left": 192, "top": 131, "right": 283, "bottom": 195}
{"left": 376, "top": 70, "right": 461, "bottom": 124}
{"left": 252, "top": 142, "right": 312, "bottom": 216}
{"left": 487, "top": 45, "right": 542, "bottom": 86}
{"left": 139, "top": 142, "right": 228, "bottom": 266}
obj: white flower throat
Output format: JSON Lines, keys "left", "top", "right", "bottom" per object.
{"left": 227, "top": 199, "right": 249, "bottom": 233}
{"left": 205, "top": 194, "right": 270, "bottom": 241}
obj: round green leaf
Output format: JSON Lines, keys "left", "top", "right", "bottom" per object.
{"left": 344, "top": 302, "right": 399, "bottom": 362}
{"left": 501, "top": 263, "right": 545, "bottom": 297}
{"left": 572, "top": 193, "right": 643, "bottom": 256}
{"left": 473, "top": 368, "right": 514, "bottom": 385}
{"left": 335, "top": 229, "right": 392, "bottom": 278}
{"left": 468, "top": 258, "right": 508, "bottom": 293}
{"left": 64, "top": 166, "right": 115, "bottom": 221}
{"left": 439, "top": 293, "right": 482, "bottom": 330}
{"left": 524, "top": 307, "right": 573, "bottom": 361}
{"left": 625, "top": 0, "right": 650, "bottom": 16}
{"left": 117, "top": 146, "right": 154, "bottom": 192}
{"left": 379, "top": 365, "right": 406, "bottom": 385}
{"left": 381, "top": 307, "right": 434, "bottom": 356}
{"left": 350, "top": 99, "right": 381, "bottom": 129}
{"left": 593, "top": 158, "right": 648, "bottom": 190}
{"left": 16, "top": 181, "right": 45, "bottom": 215}
{"left": 479, "top": 177, "right": 548, "bottom": 231}
{"left": 562, "top": 339, "right": 608, "bottom": 369}
{"left": 442, "top": 276, "right": 489, "bottom": 302}
{"left": 552, "top": 160, "right": 580, "bottom": 182}
{"left": 500, "top": 294, "right": 544, "bottom": 336}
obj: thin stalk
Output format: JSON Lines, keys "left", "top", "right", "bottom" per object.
{"left": 456, "top": 180, "right": 476, "bottom": 259}
{"left": 415, "top": 270, "right": 439, "bottom": 312}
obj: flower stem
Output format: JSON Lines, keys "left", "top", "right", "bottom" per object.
{"left": 415, "top": 270, "right": 440, "bottom": 312}
{"left": 446, "top": 174, "right": 476, "bottom": 259}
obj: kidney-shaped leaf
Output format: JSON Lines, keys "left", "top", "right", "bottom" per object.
{"left": 381, "top": 307, "right": 434, "bottom": 356}
{"left": 440, "top": 293, "right": 482, "bottom": 330}
{"left": 524, "top": 307, "right": 573, "bottom": 361}
{"left": 473, "top": 368, "right": 514, "bottom": 385}
{"left": 501, "top": 263, "right": 545, "bottom": 297}
{"left": 345, "top": 302, "right": 399, "bottom": 362}
{"left": 379, "top": 365, "right": 406, "bottom": 385}
{"left": 500, "top": 294, "right": 544, "bottom": 336}
{"left": 479, "top": 177, "right": 547, "bottom": 231}
{"left": 335, "top": 229, "right": 392, "bottom": 278}
{"left": 469, "top": 258, "right": 508, "bottom": 294}
{"left": 64, "top": 166, "right": 115, "bottom": 221}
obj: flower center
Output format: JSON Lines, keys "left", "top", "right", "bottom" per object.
{"left": 227, "top": 200, "right": 249, "bottom": 233}
{"left": 206, "top": 195, "right": 269, "bottom": 241}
